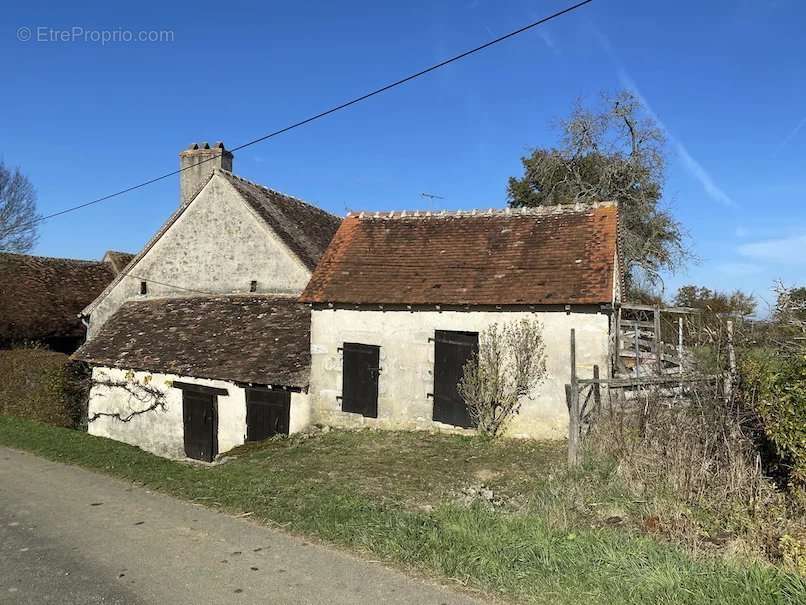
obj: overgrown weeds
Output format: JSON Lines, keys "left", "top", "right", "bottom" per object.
{"left": 578, "top": 380, "right": 805, "bottom": 573}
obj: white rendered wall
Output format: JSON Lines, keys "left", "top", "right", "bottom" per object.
{"left": 87, "top": 367, "right": 310, "bottom": 459}
{"left": 309, "top": 308, "right": 610, "bottom": 439}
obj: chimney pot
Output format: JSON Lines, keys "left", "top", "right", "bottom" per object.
{"left": 179, "top": 141, "right": 233, "bottom": 207}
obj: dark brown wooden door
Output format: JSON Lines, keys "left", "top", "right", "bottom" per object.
{"left": 182, "top": 391, "right": 217, "bottom": 462}
{"left": 341, "top": 343, "right": 380, "bottom": 418}
{"left": 246, "top": 389, "right": 290, "bottom": 441}
{"left": 432, "top": 330, "right": 478, "bottom": 428}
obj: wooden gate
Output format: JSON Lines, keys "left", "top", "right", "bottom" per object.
{"left": 246, "top": 389, "right": 291, "bottom": 441}
{"left": 340, "top": 342, "right": 380, "bottom": 418}
{"left": 432, "top": 330, "right": 478, "bottom": 428}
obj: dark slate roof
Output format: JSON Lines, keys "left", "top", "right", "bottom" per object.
{"left": 73, "top": 295, "right": 311, "bottom": 387}
{"left": 218, "top": 170, "right": 342, "bottom": 270}
{"left": 0, "top": 252, "right": 117, "bottom": 342}
{"left": 301, "top": 203, "right": 620, "bottom": 306}
{"left": 102, "top": 251, "right": 136, "bottom": 275}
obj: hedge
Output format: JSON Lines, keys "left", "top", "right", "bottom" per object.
{"left": 0, "top": 348, "right": 88, "bottom": 428}
{"left": 742, "top": 351, "right": 806, "bottom": 487}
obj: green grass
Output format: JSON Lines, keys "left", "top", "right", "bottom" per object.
{"left": 0, "top": 415, "right": 803, "bottom": 604}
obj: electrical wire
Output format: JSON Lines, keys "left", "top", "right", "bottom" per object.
{"left": 24, "top": 0, "right": 594, "bottom": 228}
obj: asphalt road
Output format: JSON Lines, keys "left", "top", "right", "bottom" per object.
{"left": 0, "top": 447, "right": 487, "bottom": 605}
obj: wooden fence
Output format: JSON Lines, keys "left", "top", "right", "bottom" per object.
{"left": 566, "top": 313, "right": 732, "bottom": 465}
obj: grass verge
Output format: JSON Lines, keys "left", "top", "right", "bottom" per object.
{"left": 0, "top": 416, "right": 803, "bottom": 604}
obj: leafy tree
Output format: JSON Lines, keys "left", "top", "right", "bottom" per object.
{"left": 0, "top": 161, "right": 39, "bottom": 253}
{"left": 673, "top": 285, "right": 756, "bottom": 317}
{"left": 507, "top": 91, "right": 686, "bottom": 289}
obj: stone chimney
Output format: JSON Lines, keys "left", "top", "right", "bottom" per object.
{"left": 179, "top": 142, "right": 233, "bottom": 207}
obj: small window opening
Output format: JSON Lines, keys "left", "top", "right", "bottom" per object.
{"left": 249, "top": 280, "right": 257, "bottom": 293}
{"left": 140, "top": 281, "right": 147, "bottom": 295}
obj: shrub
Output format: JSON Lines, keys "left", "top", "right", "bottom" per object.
{"left": 0, "top": 348, "right": 89, "bottom": 428}
{"left": 741, "top": 351, "right": 806, "bottom": 487}
{"left": 780, "top": 533, "right": 806, "bottom": 576}
{"left": 458, "top": 319, "right": 547, "bottom": 437}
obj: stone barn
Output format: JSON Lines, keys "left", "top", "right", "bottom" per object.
{"left": 300, "top": 203, "right": 621, "bottom": 439}
{"left": 74, "top": 142, "right": 341, "bottom": 461}
{"left": 74, "top": 295, "right": 312, "bottom": 460}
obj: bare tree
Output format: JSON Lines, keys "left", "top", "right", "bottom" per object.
{"left": 507, "top": 91, "right": 688, "bottom": 289}
{"left": 773, "top": 281, "right": 806, "bottom": 345}
{"left": 458, "top": 319, "right": 547, "bottom": 437}
{"left": 0, "top": 161, "right": 40, "bottom": 253}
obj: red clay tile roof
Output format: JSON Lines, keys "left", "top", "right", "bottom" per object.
{"left": 300, "top": 203, "right": 619, "bottom": 306}
{"left": 73, "top": 295, "right": 311, "bottom": 387}
{"left": 0, "top": 252, "right": 117, "bottom": 342}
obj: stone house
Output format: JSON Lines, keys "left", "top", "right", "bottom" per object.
{"left": 73, "top": 143, "right": 341, "bottom": 461}
{"left": 73, "top": 140, "right": 620, "bottom": 460}
{"left": 0, "top": 250, "right": 133, "bottom": 353}
{"left": 300, "top": 204, "right": 621, "bottom": 439}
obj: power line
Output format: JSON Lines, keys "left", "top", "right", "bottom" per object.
{"left": 126, "top": 273, "right": 218, "bottom": 296}
{"left": 26, "top": 0, "right": 594, "bottom": 228}
{"left": 126, "top": 273, "right": 300, "bottom": 298}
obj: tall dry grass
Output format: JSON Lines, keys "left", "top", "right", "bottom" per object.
{"left": 584, "top": 381, "right": 804, "bottom": 569}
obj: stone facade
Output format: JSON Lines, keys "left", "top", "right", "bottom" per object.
{"left": 86, "top": 174, "right": 310, "bottom": 337}
{"left": 87, "top": 367, "right": 310, "bottom": 459}
{"left": 308, "top": 306, "right": 610, "bottom": 439}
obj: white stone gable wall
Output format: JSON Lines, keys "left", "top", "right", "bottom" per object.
{"left": 87, "top": 174, "right": 311, "bottom": 337}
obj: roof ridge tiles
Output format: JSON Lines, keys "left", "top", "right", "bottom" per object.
{"left": 344, "top": 200, "right": 616, "bottom": 220}
{"left": 0, "top": 251, "right": 107, "bottom": 265}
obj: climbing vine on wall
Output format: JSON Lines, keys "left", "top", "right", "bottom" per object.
{"left": 87, "top": 370, "right": 171, "bottom": 423}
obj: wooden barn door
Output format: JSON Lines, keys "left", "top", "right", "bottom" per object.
{"left": 246, "top": 389, "right": 291, "bottom": 441}
{"left": 341, "top": 343, "right": 380, "bottom": 418}
{"left": 432, "top": 330, "right": 478, "bottom": 428}
{"left": 182, "top": 391, "right": 217, "bottom": 462}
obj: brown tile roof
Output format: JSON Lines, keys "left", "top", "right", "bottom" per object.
{"left": 0, "top": 253, "right": 117, "bottom": 342}
{"left": 300, "top": 203, "right": 619, "bottom": 306}
{"left": 83, "top": 170, "right": 341, "bottom": 315}
{"left": 73, "top": 295, "right": 311, "bottom": 387}
{"left": 218, "top": 170, "right": 342, "bottom": 271}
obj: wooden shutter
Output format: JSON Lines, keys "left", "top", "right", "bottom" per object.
{"left": 182, "top": 390, "right": 218, "bottom": 462}
{"left": 341, "top": 343, "right": 380, "bottom": 418}
{"left": 432, "top": 330, "right": 478, "bottom": 428}
{"left": 246, "top": 389, "right": 291, "bottom": 441}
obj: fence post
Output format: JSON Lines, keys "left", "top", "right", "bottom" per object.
{"left": 568, "top": 329, "right": 580, "bottom": 466}
{"left": 725, "top": 320, "right": 736, "bottom": 403}
{"left": 614, "top": 307, "right": 621, "bottom": 375}
{"left": 592, "top": 364, "right": 601, "bottom": 412}
{"left": 654, "top": 306, "right": 662, "bottom": 375}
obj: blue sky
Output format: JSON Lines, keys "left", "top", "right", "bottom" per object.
{"left": 2, "top": 0, "right": 804, "bottom": 311}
